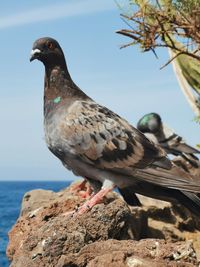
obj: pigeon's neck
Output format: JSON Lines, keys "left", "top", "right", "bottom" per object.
{"left": 44, "top": 65, "right": 90, "bottom": 116}
{"left": 45, "top": 62, "right": 70, "bottom": 84}
{"left": 154, "top": 125, "right": 165, "bottom": 140}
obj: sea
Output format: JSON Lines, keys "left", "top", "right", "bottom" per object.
{"left": 0, "top": 181, "right": 70, "bottom": 267}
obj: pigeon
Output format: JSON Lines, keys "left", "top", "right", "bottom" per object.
{"left": 137, "top": 113, "right": 200, "bottom": 168}
{"left": 30, "top": 37, "right": 200, "bottom": 216}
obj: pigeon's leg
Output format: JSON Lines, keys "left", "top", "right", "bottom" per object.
{"left": 76, "top": 180, "right": 115, "bottom": 215}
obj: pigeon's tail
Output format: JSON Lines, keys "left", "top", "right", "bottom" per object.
{"left": 119, "top": 182, "right": 200, "bottom": 217}
{"left": 151, "top": 188, "right": 200, "bottom": 217}
{"left": 179, "top": 191, "right": 200, "bottom": 216}
{"left": 156, "top": 188, "right": 200, "bottom": 217}
{"left": 119, "top": 182, "right": 200, "bottom": 216}
{"left": 134, "top": 163, "right": 200, "bottom": 193}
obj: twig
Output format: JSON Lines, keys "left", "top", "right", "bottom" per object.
{"left": 160, "top": 51, "right": 184, "bottom": 69}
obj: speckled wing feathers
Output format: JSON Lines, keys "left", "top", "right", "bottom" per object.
{"left": 59, "top": 100, "right": 165, "bottom": 170}
{"left": 55, "top": 100, "right": 200, "bottom": 192}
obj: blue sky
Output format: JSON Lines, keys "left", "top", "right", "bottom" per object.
{"left": 0, "top": 0, "right": 199, "bottom": 181}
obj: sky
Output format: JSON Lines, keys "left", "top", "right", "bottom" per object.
{"left": 0, "top": 0, "right": 199, "bottom": 181}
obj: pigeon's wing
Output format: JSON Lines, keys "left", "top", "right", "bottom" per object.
{"left": 133, "top": 165, "right": 200, "bottom": 193}
{"left": 58, "top": 100, "right": 200, "bottom": 193}
{"left": 160, "top": 125, "right": 200, "bottom": 155}
{"left": 60, "top": 100, "right": 168, "bottom": 170}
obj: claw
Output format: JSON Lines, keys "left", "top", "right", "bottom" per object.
{"left": 70, "top": 179, "right": 93, "bottom": 198}
{"left": 75, "top": 185, "right": 115, "bottom": 216}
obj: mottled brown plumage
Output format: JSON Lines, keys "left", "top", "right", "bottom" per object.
{"left": 30, "top": 37, "right": 200, "bottom": 215}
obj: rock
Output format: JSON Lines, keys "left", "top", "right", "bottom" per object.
{"left": 21, "top": 189, "right": 58, "bottom": 216}
{"left": 57, "top": 239, "right": 197, "bottom": 267}
{"left": 6, "top": 181, "right": 200, "bottom": 266}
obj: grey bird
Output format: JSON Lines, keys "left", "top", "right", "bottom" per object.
{"left": 137, "top": 112, "right": 200, "bottom": 168}
{"left": 30, "top": 37, "right": 200, "bottom": 215}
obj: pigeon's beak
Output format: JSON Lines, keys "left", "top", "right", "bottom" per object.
{"left": 30, "top": 48, "right": 41, "bottom": 62}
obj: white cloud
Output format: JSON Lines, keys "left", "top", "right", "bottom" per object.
{"left": 0, "top": 0, "right": 114, "bottom": 30}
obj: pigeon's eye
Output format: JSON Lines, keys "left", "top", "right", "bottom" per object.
{"left": 47, "top": 42, "right": 55, "bottom": 50}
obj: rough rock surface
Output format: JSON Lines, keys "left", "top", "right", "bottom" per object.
{"left": 7, "top": 181, "right": 200, "bottom": 266}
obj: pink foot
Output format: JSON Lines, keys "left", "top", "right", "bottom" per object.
{"left": 70, "top": 179, "right": 93, "bottom": 198}
{"left": 70, "top": 179, "right": 87, "bottom": 192}
{"left": 78, "top": 185, "right": 93, "bottom": 198}
{"left": 75, "top": 186, "right": 114, "bottom": 216}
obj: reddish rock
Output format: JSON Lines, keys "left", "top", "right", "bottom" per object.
{"left": 6, "top": 181, "right": 200, "bottom": 266}
{"left": 58, "top": 239, "right": 197, "bottom": 267}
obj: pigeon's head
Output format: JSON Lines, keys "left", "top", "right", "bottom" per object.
{"left": 137, "top": 113, "right": 162, "bottom": 134}
{"left": 30, "top": 37, "right": 66, "bottom": 67}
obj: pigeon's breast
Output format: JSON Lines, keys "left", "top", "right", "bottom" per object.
{"left": 44, "top": 106, "right": 75, "bottom": 160}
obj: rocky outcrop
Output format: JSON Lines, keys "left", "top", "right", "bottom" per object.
{"left": 58, "top": 239, "right": 197, "bottom": 267}
{"left": 7, "top": 181, "right": 200, "bottom": 266}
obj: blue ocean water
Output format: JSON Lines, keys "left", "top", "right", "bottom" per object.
{"left": 0, "top": 181, "right": 70, "bottom": 267}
